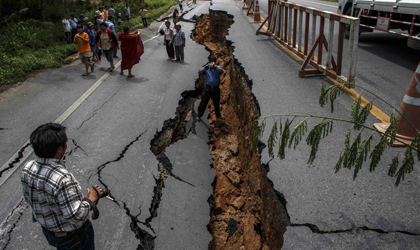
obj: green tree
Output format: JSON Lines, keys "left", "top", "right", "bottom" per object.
{"left": 249, "top": 82, "right": 420, "bottom": 186}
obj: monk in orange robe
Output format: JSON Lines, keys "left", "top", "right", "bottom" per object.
{"left": 118, "top": 26, "right": 144, "bottom": 77}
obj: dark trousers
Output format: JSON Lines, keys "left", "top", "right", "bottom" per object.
{"left": 197, "top": 85, "right": 221, "bottom": 118}
{"left": 165, "top": 40, "right": 174, "bottom": 59}
{"left": 142, "top": 18, "right": 147, "bottom": 27}
{"left": 175, "top": 45, "right": 184, "bottom": 61}
{"left": 42, "top": 220, "right": 94, "bottom": 250}
{"left": 71, "top": 28, "right": 77, "bottom": 41}
{"left": 65, "top": 32, "right": 72, "bottom": 44}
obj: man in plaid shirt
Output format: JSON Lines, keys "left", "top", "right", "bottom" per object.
{"left": 21, "top": 123, "right": 103, "bottom": 250}
{"left": 173, "top": 22, "right": 185, "bottom": 63}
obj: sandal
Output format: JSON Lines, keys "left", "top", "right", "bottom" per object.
{"left": 120, "top": 71, "right": 124, "bottom": 75}
{"left": 109, "top": 67, "right": 115, "bottom": 72}
{"left": 82, "top": 72, "right": 89, "bottom": 76}
{"left": 128, "top": 74, "right": 135, "bottom": 78}
{"left": 91, "top": 63, "right": 95, "bottom": 72}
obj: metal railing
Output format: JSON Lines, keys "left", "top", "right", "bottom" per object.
{"left": 256, "top": 0, "right": 360, "bottom": 86}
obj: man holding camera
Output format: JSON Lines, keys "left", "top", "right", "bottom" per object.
{"left": 197, "top": 56, "right": 225, "bottom": 122}
{"left": 21, "top": 123, "right": 103, "bottom": 250}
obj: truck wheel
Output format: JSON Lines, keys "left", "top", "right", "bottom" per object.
{"left": 407, "top": 36, "right": 420, "bottom": 51}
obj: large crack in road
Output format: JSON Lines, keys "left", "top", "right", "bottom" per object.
{"left": 192, "top": 10, "right": 288, "bottom": 249}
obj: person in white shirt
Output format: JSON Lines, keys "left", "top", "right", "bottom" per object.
{"left": 179, "top": 0, "right": 183, "bottom": 12}
{"left": 139, "top": 8, "right": 148, "bottom": 27}
{"left": 62, "top": 15, "right": 71, "bottom": 44}
{"left": 124, "top": 4, "right": 130, "bottom": 21}
{"left": 108, "top": 5, "right": 115, "bottom": 23}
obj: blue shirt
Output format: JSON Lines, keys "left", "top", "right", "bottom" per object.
{"left": 105, "top": 21, "right": 116, "bottom": 36}
{"left": 69, "top": 18, "right": 78, "bottom": 29}
{"left": 199, "top": 66, "right": 224, "bottom": 87}
{"left": 84, "top": 28, "right": 96, "bottom": 44}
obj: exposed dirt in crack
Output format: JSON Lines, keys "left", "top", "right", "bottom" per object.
{"left": 192, "top": 10, "right": 288, "bottom": 249}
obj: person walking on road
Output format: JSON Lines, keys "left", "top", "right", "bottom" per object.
{"left": 179, "top": 0, "right": 183, "bottom": 12}
{"left": 139, "top": 8, "right": 148, "bottom": 27}
{"left": 163, "top": 20, "right": 174, "bottom": 60}
{"left": 96, "top": 22, "right": 118, "bottom": 72}
{"left": 108, "top": 5, "right": 115, "bottom": 23}
{"left": 105, "top": 16, "right": 119, "bottom": 58}
{"left": 118, "top": 27, "right": 144, "bottom": 77}
{"left": 69, "top": 14, "right": 78, "bottom": 40}
{"left": 95, "top": 10, "right": 104, "bottom": 31}
{"left": 84, "top": 22, "right": 100, "bottom": 62}
{"left": 197, "top": 56, "right": 225, "bottom": 121}
{"left": 74, "top": 25, "right": 94, "bottom": 76}
{"left": 62, "top": 15, "right": 71, "bottom": 44}
{"left": 103, "top": 6, "right": 109, "bottom": 21}
{"left": 172, "top": 9, "right": 179, "bottom": 28}
{"left": 21, "top": 123, "right": 104, "bottom": 250}
{"left": 124, "top": 4, "right": 130, "bottom": 21}
{"left": 173, "top": 23, "right": 185, "bottom": 63}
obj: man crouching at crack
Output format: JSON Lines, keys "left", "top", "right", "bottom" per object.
{"left": 197, "top": 56, "right": 225, "bottom": 122}
{"left": 21, "top": 123, "right": 103, "bottom": 250}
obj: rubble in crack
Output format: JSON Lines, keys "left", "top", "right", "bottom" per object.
{"left": 192, "top": 10, "right": 288, "bottom": 249}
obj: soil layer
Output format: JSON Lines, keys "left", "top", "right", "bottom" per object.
{"left": 192, "top": 10, "right": 288, "bottom": 250}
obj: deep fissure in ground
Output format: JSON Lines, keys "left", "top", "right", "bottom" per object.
{"left": 191, "top": 10, "right": 288, "bottom": 249}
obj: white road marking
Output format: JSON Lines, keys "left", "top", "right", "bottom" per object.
{"left": 0, "top": 60, "right": 124, "bottom": 187}
{"left": 0, "top": 26, "right": 167, "bottom": 188}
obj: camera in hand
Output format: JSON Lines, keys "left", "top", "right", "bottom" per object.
{"left": 98, "top": 186, "right": 109, "bottom": 198}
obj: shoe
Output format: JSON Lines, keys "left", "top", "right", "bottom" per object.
{"left": 114, "top": 55, "right": 119, "bottom": 58}
{"left": 180, "top": 59, "right": 184, "bottom": 63}
{"left": 197, "top": 117, "right": 201, "bottom": 122}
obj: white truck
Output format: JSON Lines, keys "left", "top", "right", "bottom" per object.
{"left": 337, "top": 0, "right": 420, "bottom": 49}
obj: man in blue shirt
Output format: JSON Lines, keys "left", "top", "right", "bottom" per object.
{"left": 106, "top": 16, "right": 119, "bottom": 58}
{"left": 69, "top": 14, "right": 79, "bottom": 40}
{"left": 197, "top": 56, "right": 224, "bottom": 122}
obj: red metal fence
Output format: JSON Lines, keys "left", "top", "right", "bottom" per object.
{"left": 255, "top": 0, "right": 360, "bottom": 86}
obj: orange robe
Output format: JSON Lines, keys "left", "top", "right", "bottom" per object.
{"left": 118, "top": 32, "right": 144, "bottom": 70}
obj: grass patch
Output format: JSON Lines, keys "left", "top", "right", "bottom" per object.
{"left": 0, "top": 0, "right": 178, "bottom": 86}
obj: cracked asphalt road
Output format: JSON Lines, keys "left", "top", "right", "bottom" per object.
{"left": 0, "top": 2, "right": 213, "bottom": 249}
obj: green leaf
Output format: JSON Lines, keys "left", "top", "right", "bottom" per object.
{"left": 351, "top": 95, "right": 362, "bottom": 127}
{"left": 267, "top": 120, "right": 278, "bottom": 157}
{"left": 395, "top": 145, "right": 415, "bottom": 186}
{"left": 353, "top": 133, "right": 373, "bottom": 180}
{"left": 344, "top": 132, "right": 361, "bottom": 169}
{"left": 388, "top": 156, "right": 399, "bottom": 177}
{"left": 335, "top": 154, "right": 344, "bottom": 173}
{"left": 288, "top": 118, "right": 308, "bottom": 149}
{"left": 306, "top": 119, "right": 333, "bottom": 164}
{"left": 278, "top": 118, "right": 292, "bottom": 159}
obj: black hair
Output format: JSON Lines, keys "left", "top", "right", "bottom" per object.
{"left": 71, "top": 14, "right": 75, "bottom": 17}
{"left": 123, "top": 26, "right": 130, "bottom": 32}
{"left": 209, "top": 56, "right": 217, "bottom": 63}
{"left": 30, "top": 123, "right": 67, "bottom": 158}
{"left": 77, "top": 24, "right": 84, "bottom": 30}
{"left": 100, "top": 22, "right": 108, "bottom": 27}
{"left": 108, "top": 16, "right": 113, "bottom": 20}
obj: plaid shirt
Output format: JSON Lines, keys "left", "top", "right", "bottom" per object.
{"left": 21, "top": 158, "right": 91, "bottom": 232}
{"left": 173, "top": 29, "right": 185, "bottom": 46}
